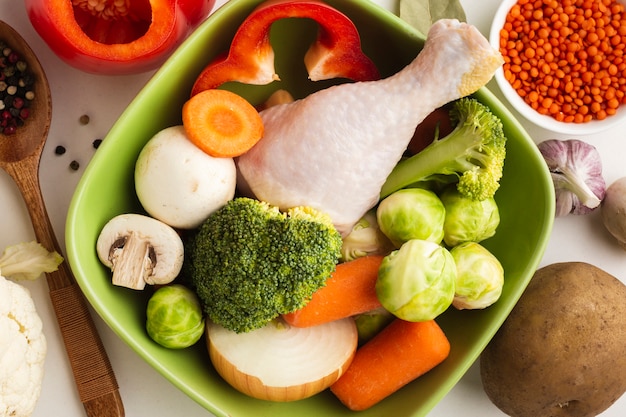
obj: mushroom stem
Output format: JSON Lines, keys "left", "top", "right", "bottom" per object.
{"left": 110, "top": 232, "right": 155, "bottom": 290}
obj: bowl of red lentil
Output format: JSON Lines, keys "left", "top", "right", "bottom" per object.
{"left": 489, "top": 0, "right": 626, "bottom": 135}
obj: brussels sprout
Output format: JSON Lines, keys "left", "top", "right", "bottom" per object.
{"left": 450, "top": 242, "right": 504, "bottom": 310}
{"left": 340, "top": 209, "right": 395, "bottom": 262}
{"left": 146, "top": 284, "right": 205, "bottom": 349}
{"left": 376, "top": 188, "right": 446, "bottom": 247}
{"left": 440, "top": 187, "right": 500, "bottom": 247}
{"left": 353, "top": 307, "right": 395, "bottom": 345}
{"left": 376, "top": 239, "right": 456, "bottom": 322}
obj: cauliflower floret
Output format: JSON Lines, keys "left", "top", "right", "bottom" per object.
{"left": 0, "top": 275, "right": 47, "bottom": 417}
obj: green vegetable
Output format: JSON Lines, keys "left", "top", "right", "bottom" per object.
{"left": 185, "top": 197, "right": 342, "bottom": 333}
{"left": 353, "top": 307, "right": 395, "bottom": 345}
{"left": 376, "top": 188, "right": 446, "bottom": 247}
{"left": 380, "top": 97, "right": 506, "bottom": 202}
{"left": 400, "top": 0, "right": 467, "bottom": 37}
{"left": 376, "top": 239, "right": 456, "bottom": 322}
{"left": 0, "top": 241, "right": 63, "bottom": 281}
{"left": 340, "top": 209, "right": 394, "bottom": 262}
{"left": 146, "top": 284, "right": 205, "bottom": 349}
{"left": 449, "top": 242, "right": 504, "bottom": 310}
{"left": 440, "top": 186, "right": 500, "bottom": 247}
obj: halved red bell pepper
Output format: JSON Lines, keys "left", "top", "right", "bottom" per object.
{"left": 191, "top": 0, "right": 380, "bottom": 95}
{"left": 24, "top": 0, "right": 216, "bottom": 75}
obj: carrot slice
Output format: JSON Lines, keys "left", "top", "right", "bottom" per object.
{"left": 282, "top": 255, "right": 384, "bottom": 328}
{"left": 182, "top": 89, "right": 264, "bottom": 158}
{"left": 330, "top": 319, "right": 450, "bottom": 411}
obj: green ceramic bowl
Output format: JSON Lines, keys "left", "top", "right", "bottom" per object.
{"left": 66, "top": 1, "right": 555, "bottom": 416}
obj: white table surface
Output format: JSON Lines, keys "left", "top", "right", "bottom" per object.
{"left": 1, "top": 0, "right": 625, "bottom": 416}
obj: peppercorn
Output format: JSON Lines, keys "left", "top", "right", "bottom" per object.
{"left": 92, "top": 138, "right": 102, "bottom": 149}
{"left": 2, "top": 124, "right": 16, "bottom": 135}
{"left": 15, "top": 61, "right": 27, "bottom": 73}
{"left": 0, "top": 40, "right": 36, "bottom": 135}
{"left": 11, "top": 97, "right": 24, "bottom": 109}
{"left": 3, "top": 65, "right": 15, "bottom": 77}
{"left": 54, "top": 145, "right": 66, "bottom": 155}
{"left": 69, "top": 160, "right": 80, "bottom": 171}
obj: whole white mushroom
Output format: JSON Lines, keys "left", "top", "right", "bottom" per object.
{"left": 135, "top": 125, "right": 237, "bottom": 229}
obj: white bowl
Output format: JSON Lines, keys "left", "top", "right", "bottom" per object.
{"left": 489, "top": 0, "right": 626, "bottom": 135}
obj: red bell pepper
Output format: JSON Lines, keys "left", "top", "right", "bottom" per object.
{"left": 191, "top": 0, "right": 380, "bottom": 95}
{"left": 24, "top": 0, "right": 216, "bottom": 75}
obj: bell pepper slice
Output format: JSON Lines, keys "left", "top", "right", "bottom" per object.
{"left": 24, "top": 0, "right": 215, "bottom": 75}
{"left": 191, "top": 0, "right": 380, "bottom": 95}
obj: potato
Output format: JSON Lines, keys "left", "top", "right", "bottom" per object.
{"left": 480, "top": 262, "right": 626, "bottom": 417}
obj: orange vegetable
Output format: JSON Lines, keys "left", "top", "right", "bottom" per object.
{"left": 500, "top": 0, "right": 626, "bottom": 122}
{"left": 330, "top": 319, "right": 450, "bottom": 411}
{"left": 282, "top": 255, "right": 384, "bottom": 328}
{"left": 182, "top": 89, "right": 264, "bottom": 158}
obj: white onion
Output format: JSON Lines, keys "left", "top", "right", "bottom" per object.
{"left": 206, "top": 317, "right": 357, "bottom": 401}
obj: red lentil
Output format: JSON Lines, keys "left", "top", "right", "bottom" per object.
{"left": 500, "top": 0, "right": 626, "bottom": 123}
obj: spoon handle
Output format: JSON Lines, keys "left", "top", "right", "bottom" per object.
{"left": 6, "top": 157, "right": 124, "bottom": 417}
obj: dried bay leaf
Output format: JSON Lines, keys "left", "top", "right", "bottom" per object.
{"left": 399, "top": 0, "right": 467, "bottom": 36}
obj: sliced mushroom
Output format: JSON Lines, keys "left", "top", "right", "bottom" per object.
{"left": 96, "top": 213, "right": 184, "bottom": 290}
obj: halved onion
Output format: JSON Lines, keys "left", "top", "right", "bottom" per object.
{"left": 206, "top": 317, "right": 358, "bottom": 401}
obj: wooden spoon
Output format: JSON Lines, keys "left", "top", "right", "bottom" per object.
{"left": 0, "top": 20, "right": 124, "bottom": 417}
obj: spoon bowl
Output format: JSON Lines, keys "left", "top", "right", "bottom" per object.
{"left": 0, "top": 19, "right": 123, "bottom": 417}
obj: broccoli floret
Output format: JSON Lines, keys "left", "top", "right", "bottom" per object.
{"left": 185, "top": 197, "right": 342, "bottom": 333}
{"left": 380, "top": 97, "right": 506, "bottom": 201}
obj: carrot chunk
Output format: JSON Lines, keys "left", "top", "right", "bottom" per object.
{"left": 182, "top": 89, "right": 264, "bottom": 158}
{"left": 282, "top": 255, "right": 384, "bottom": 328}
{"left": 330, "top": 319, "right": 450, "bottom": 411}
